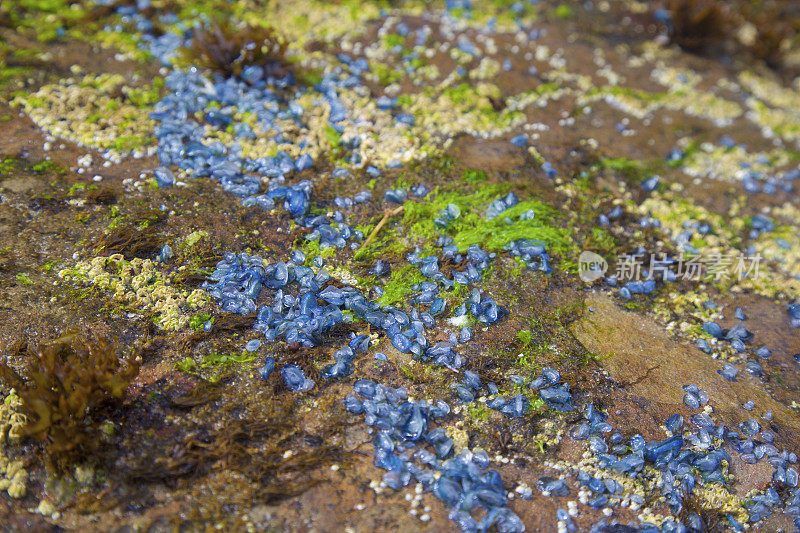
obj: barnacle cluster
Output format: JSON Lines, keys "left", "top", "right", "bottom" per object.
{"left": 11, "top": 73, "right": 157, "bottom": 162}
{"left": 0, "top": 390, "right": 27, "bottom": 498}
{"left": 59, "top": 255, "right": 209, "bottom": 330}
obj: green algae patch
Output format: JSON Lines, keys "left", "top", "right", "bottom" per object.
{"left": 0, "top": 158, "right": 22, "bottom": 174}
{"left": 94, "top": 29, "right": 153, "bottom": 63}
{"left": 352, "top": 212, "right": 407, "bottom": 263}
{"left": 377, "top": 263, "right": 427, "bottom": 307}
{"left": 0, "top": 47, "right": 33, "bottom": 92}
{"left": 2, "top": 0, "right": 92, "bottom": 42}
{"left": 189, "top": 312, "right": 214, "bottom": 331}
{"left": 402, "top": 186, "right": 573, "bottom": 257}
{"left": 452, "top": 201, "right": 569, "bottom": 252}
{"left": 516, "top": 328, "right": 533, "bottom": 346}
{"left": 31, "top": 160, "right": 67, "bottom": 175}
{"left": 200, "top": 351, "right": 258, "bottom": 368}
{"left": 177, "top": 350, "right": 257, "bottom": 382}
{"left": 463, "top": 169, "right": 488, "bottom": 184}
{"left": 554, "top": 4, "right": 574, "bottom": 18}
{"left": 14, "top": 273, "right": 34, "bottom": 286}
{"left": 599, "top": 157, "right": 665, "bottom": 184}
{"left": 302, "top": 238, "right": 337, "bottom": 262}
{"left": 185, "top": 230, "right": 209, "bottom": 247}
{"left": 587, "top": 227, "right": 617, "bottom": 254}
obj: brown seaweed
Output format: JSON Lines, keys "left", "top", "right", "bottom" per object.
{"left": 666, "top": 0, "right": 732, "bottom": 54}
{"left": 97, "top": 211, "right": 166, "bottom": 259}
{"left": 183, "top": 19, "right": 288, "bottom": 79}
{"left": 0, "top": 332, "right": 140, "bottom": 470}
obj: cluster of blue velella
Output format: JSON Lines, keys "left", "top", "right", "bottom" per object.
{"left": 377, "top": 243, "right": 503, "bottom": 363}
{"left": 748, "top": 213, "right": 775, "bottom": 239}
{"left": 451, "top": 366, "right": 573, "bottom": 421}
{"left": 598, "top": 203, "right": 663, "bottom": 233}
{"left": 667, "top": 143, "right": 798, "bottom": 196}
{"left": 698, "top": 317, "right": 787, "bottom": 385}
{"left": 333, "top": 190, "right": 371, "bottom": 209}
{"left": 703, "top": 320, "right": 753, "bottom": 351}
{"left": 618, "top": 278, "right": 658, "bottom": 299}
{"left": 451, "top": 370, "right": 529, "bottom": 419}
{"left": 384, "top": 185, "right": 430, "bottom": 204}
{"left": 597, "top": 204, "right": 624, "bottom": 227}
{"left": 127, "top": 3, "right": 555, "bottom": 376}
{"left": 484, "top": 192, "right": 519, "bottom": 220}
{"left": 565, "top": 386, "right": 800, "bottom": 531}
{"left": 435, "top": 203, "right": 462, "bottom": 228}
{"left": 123, "top": 9, "right": 420, "bottom": 220}
{"left": 344, "top": 379, "right": 525, "bottom": 533}
{"left": 280, "top": 364, "right": 315, "bottom": 392}
{"left": 196, "top": 173, "right": 556, "bottom": 530}
{"left": 569, "top": 402, "right": 612, "bottom": 441}
{"left": 320, "top": 335, "right": 370, "bottom": 379}
{"left": 147, "top": 67, "right": 372, "bottom": 249}
{"left": 202, "top": 226, "right": 515, "bottom": 387}
{"left": 150, "top": 68, "right": 307, "bottom": 198}
{"left": 531, "top": 367, "right": 574, "bottom": 412}
{"left": 593, "top": 218, "right": 672, "bottom": 299}
{"left": 397, "top": 240, "right": 508, "bottom": 331}
{"left": 103, "top": 6, "right": 800, "bottom": 532}
{"left": 682, "top": 383, "right": 710, "bottom": 409}
{"left": 504, "top": 239, "right": 552, "bottom": 274}
{"left": 598, "top": 144, "right": 794, "bottom": 306}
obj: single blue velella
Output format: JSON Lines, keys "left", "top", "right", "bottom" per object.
{"left": 281, "top": 364, "right": 314, "bottom": 391}
{"left": 245, "top": 339, "right": 262, "bottom": 352}
{"left": 295, "top": 153, "right": 314, "bottom": 172}
{"left": 462, "top": 370, "right": 482, "bottom": 390}
{"left": 510, "top": 134, "right": 527, "bottom": 147}
{"left": 391, "top": 332, "right": 412, "bottom": 353}
{"left": 703, "top": 322, "right": 723, "bottom": 339}
{"left": 321, "top": 358, "right": 353, "bottom": 379}
{"left": 154, "top": 166, "right": 175, "bottom": 187}
{"left": 453, "top": 383, "right": 475, "bottom": 403}
{"left": 756, "top": 346, "right": 772, "bottom": 359}
{"left": 344, "top": 393, "right": 363, "bottom": 414}
{"left": 684, "top": 393, "right": 700, "bottom": 410}
{"left": 696, "top": 338, "right": 711, "bottom": 353}
{"left": 539, "top": 384, "right": 573, "bottom": 412}
{"left": 158, "top": 244, "right": 173, "bottom": 262}
{"left": 570, "top": 422, "right": 590, "bottom": 440}
{"left": 719, "top": 363, "right": 739, "bottom": 382}
{"left": 538, "top": 477, "right": 569, "bottom": 497}
{"left": 354, "top": 379, "right": 377, "bottom": 399}
{"left": 666, "top": 414, "right": 683, "bottom": 433}
{"left": 726, "top": 323, "right": 752, "bottom": 342}
{"left": 258, "top": 357, "right": 276, "bottom": 380}
{"left": 746, "top": 361, "right": 763, "bottom": 376}
{"left": 642, "top": 175, "right": 660, "bottom": 192}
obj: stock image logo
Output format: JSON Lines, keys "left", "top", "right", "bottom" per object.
{"left": 578, "top": 250, "right": 762, "bottom": 284}
{"left": 578, "top": 251, "right": 608, "bottom": 283}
